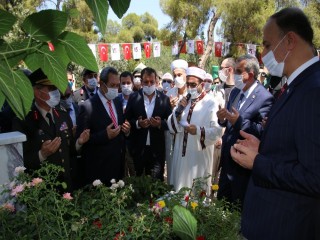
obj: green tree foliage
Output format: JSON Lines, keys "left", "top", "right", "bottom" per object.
{"left": 304, "top": 0, "right": 320, "bottom": 48}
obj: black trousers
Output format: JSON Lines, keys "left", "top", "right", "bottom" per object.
{"left": 133, "top": 146, "right": 164, "bottom": 181}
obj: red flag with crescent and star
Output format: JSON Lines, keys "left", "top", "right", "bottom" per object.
{"left": 214, "top": 42, "right": 222, "bottom": 57}
{"left": 196, "top": 40, "right": 204, "bottom": 55}
{"left": 144, "top": 42, "right": 151, "bottom": 58}
{"left": 98, "top": 44, "right": 108, "bottom": 61}
{"left": 178, "top": 40, "right": 187, "bottom": 54}
{"left": 122, "top": 43, "right": 131, "bottom": 60}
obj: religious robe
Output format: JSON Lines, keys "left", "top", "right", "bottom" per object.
{"left": 167, "top": 93, "right": 222, "bottom": 193}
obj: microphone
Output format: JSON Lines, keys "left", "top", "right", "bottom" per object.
{"left": 175, "top": 93, "right": 191, "bottom": 118}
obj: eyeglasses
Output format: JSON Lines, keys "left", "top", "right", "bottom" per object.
{"left": 186, "top": 82, "right": 198, "bottom": 88}
{"left": 162, "top": 80, "right": 172, "bottom": 83}
{"left": 213, "top": 82, "right": 220, "bottom": 85}
{"left": 259, "top": 72, "right": 267, "bottom": 77}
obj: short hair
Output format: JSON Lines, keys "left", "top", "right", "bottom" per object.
{"left": 236, "top": 54, "right": 260, "bottom": 79}
{"left": 224, "top": 57, "right": 236, "bottom": 71}
{"left": 270, "top": 7, "right": 313, "bottom": 45}
{"left": 141, "top": 67, "right": 157, "bottom": 79}
{"left": 120, "top": 71, "right": 133, "bottom": 83}
{"left": 100, "top": 67, "right": 118, "bottom": 84}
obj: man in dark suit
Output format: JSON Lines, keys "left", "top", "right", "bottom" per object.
{"left": 216, "top": 54, "right": 274, "bottom": 208}
{"left": 73, "top": 69, "right": 99, "bottom": 104}
{"left": 12, "top": 68, "right": 90, "bottom": 192}
{"left": 125, "top": 67, "right": 172, "bottom": 181}
{"left": 231, "top": 8, "right": 320, "bottom": 240}
{"left": 76, "top": 67, "right": 130, "bottom": 186}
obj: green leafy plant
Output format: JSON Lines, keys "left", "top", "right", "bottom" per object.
{"left": 0, "top": 163, "right": 241, "bottom": 239}
{"left": 0, "top": 0, "right": 131, "bottom": 119}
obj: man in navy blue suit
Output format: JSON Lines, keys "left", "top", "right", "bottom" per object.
{"left": 76, "top": 67, "right": 130, "bottom": 186}
{"left": 231, "top": 7, "right": 320, "bottom": 240}
{"left": 216, "top": 55, "right": 274, "bottom": 208}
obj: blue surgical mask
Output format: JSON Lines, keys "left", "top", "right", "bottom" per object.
{"left": 234, "top": 74, "right": 245, "bottom": 90}
{"left": 87, "top": 78, "right": 97, "bottom": 90}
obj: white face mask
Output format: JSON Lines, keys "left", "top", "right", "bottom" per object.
{"left": 87, "top": 78, "right": 97, "bottom": 90}
{"left": 105, "top": 87, "right": 118, "bottom": 100}
{"left": 46, "top": 89, "right": 61, "bottom": 108}
{"left": 162, "top": 82, "right": 171, "bottom": 91}
{"left": 143, "top": 84, "right": 156, "bottom": 95}
{"left": 204, "top": 82, "right": 212, "bottom": 91}
{"left": 174, "top": 76, "right": 185, "bottom": 88}
{"left": 262, "top": 35, "right": 290, "bottom": 77}
{"left": 121, "top": 84, "right": 133, "bottom": 96}
{"left": 234, "top": 74, "right": 245, "bottom": 90}
{"left": 133, "top": 77, "right": 141, "bottom": 84}
{"left": 218, "top": 70, "right": 228, "bottom": 82}
{"left": 187, "top": 87, "right": 200, "bottom": 99}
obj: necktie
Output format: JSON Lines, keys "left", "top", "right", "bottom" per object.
{"left": 277, "top": 82, "right": 288, "bottom": 99}
{"left": 236, "top": 93, "right": 245, "bottom": 110}
{"left": 46, "top": 112, "right": 56, "bottom": 135}
{"left": 107, "top": 100, "right": 118, "bottom": 128}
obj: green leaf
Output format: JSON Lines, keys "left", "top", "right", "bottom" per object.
{"left": 0, "top": 39, "right": 29, "bottom": 68}
{"left": 0, "top": 91, "right": 5, "bottom": 109}
{"left": 173, "top": 205, "right": 197, "bottom": 240}
{"left": 51, "top": 40, "right": 71, "bottom": 68}
{"left": 22, "top": 10, "right": 68, "bottom": 42}
{"left": 24, "top": 45, "right": 68, "bottom": 93}
{"left": 0, "top": 9, "right": 16, "bottom": 37}
{"left": 68, "top": 8, "right": 80, "bottom": 18}
{"left": 58, "top": 31, "right": 98, "bottom": 72}
{"left": 108, "top": 0, "right": 131, "bottom": 19}
{"left": 0, "top": 66, "right": 33, "bottom": 119}
{"left": 85, "top": 0, "right": 109, "bottom": 36}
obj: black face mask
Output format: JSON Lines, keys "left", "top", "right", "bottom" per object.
{"left": 269, "top": 75, "right": 282, "bottom": 89}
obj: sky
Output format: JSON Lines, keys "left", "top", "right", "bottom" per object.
{"left": 107, "top": 0, "right": 171, "bottom": 29}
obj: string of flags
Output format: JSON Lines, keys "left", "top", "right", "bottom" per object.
{"left": 88, "top": 42, "right": 160, "bottom": 62}
{"left": 87, "top": 40, "right": 266, "bottom": 62}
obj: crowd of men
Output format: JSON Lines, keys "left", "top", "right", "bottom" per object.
{"left": 0, "top": 7, "right": 320, "bottom": 239}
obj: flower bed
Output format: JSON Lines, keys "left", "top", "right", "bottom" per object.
{"left": 0, "top": 164, "right": 241, "bottom": 240}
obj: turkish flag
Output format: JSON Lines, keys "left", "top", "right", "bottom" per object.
{"left": 196, "top": 40, "right": 204, "bottom": 55}
{"left": 214, "top": 42, "right": 222, "bottom": 57}
{"left": 98, "top": 44, "right": 108, "bottom": 61}
{"left": 178, "top": 40, "right": 187, "bottom": 53}
{"left": 144, "top": 42, "right": 151, "bottom": 58}
{"left": 122, "top": 44, "right": 131, "bottom": 60}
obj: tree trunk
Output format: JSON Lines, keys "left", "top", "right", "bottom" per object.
{"left": 198, "top": 10, "right": 219, "bottom": 69}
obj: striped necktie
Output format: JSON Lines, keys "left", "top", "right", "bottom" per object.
{"left": 107, "top": 100, "right": 118, "bottom": 128}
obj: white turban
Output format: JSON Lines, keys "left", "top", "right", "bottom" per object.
{"left": 162, "top": 72, "right": 173, "bottom": 81}
{"left": 170, "top": 59, "right": 188, "bottom": 72}
{"left": 186, "top": 67, "right": 206, "bottom": 81}
{"left": 205, "top": 73, "right": 213, "bottom": 81}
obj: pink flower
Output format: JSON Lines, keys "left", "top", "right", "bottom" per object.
{"left": 2, "top": 203, "right": 15, "bottom": 212}
{"left": 63, "top": 192, "right": 73, "bottom": 200}
{"left": 31, "top": 178, "right": 43, "bottom": 186}
{"left": 10, "top": 184, "right": 25, "bottom": 196}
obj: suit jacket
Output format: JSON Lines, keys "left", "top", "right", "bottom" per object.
{"left": 125, "top": 89, "right": 172, "bottom": 160}
{"left": 12, "top": 104, "right": 76, "bottom": 191}
{"left": 242, "top": 61, "right": 320, "bottom": 240}
{"left": 219, "top": 82, "right": 274, "bottom": 176}
{"left": 72, "top": 86, "right": 98, "bottom": 104}
{"left": 76, "top": 93, "right": 126, "bottom": 185}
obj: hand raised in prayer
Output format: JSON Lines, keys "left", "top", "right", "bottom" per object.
{"left": 121, "top": 120, "right": 131, "bottom": 134}
{"left": 236, "top": 130, "right": 260, "bottom": 152}
{"left": 138, "top": 116, "right": 150, "bottom": 128}
{"left": 78, "top": 129, "right": 90, "bottom": 145}
{"left": 216, "top": 104, "right": 228, "bottom": 122}
{"left": 184, "top": 124, "right": 197, "bottom": 135}
{"left": 225, "top": 107, "right": 240, "bottom": 125}
{"left": 40, "top": 137, "right": 61, "bottom": 158}
{"left": 170, "top": 96, "right": 179, "bottom": 108}
{"left": 106, "top": 123, "right": 121, "bottom": 139}
{"left": 150, "top": 116, "right": 161, "bottom": 128}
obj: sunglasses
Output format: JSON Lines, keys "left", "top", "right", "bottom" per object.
{"left": 186, "top": 82, "right": 199, "bottom": 88}
{"left": 162, "top": 80, "right": 172, "bottom": 83}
